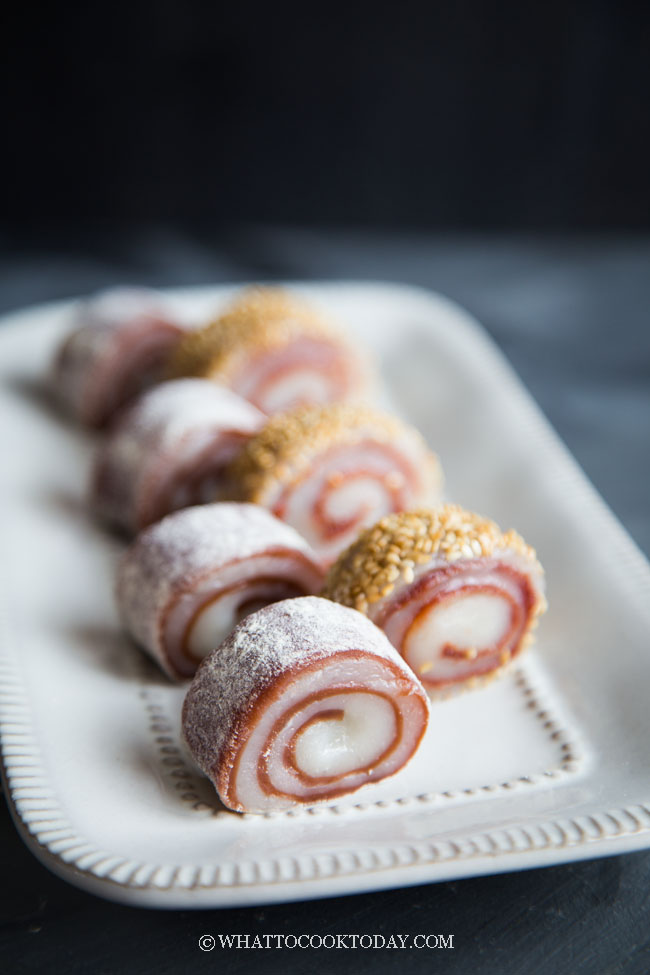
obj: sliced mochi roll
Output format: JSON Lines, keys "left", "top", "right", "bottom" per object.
{"left": 91, "top": 378, "right": 264, "bottom": 534}
{"left": 323, "top": 505, "right": 547, "bottom": 693}
{"left": 52, "top": 287, "right": 185, "bottom": 427}
{"left": 227, "top": 403, "right": 443, "bottom": 565}
{"left": 182, "top": 596, "right": 429, "bottom": 812}
{"left": 166, "top": 286, "right": 374, "bottom": 414}
{"left": 116, "top": 503, "right": 325, "bottom": 679}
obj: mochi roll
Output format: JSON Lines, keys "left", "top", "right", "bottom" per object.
{"left": 91, "top": 378, "right": 264, "bottom": 533}
{"left": 227, "top": 403, "right": 443, "bottom": 565}
{"left": 52, "top": 287, "right": 185, "bottom": 427}
{"left": 117, "top": 503, "right": 325, "bottom": 680}
{"left": 182, "top": 596, "right": 430, "bottom": 812}
{"left": 165, "top": 287, "right": 373, "bottom": 414}
{"left": 323, "top": 505, "right": 547, "bottom": 692}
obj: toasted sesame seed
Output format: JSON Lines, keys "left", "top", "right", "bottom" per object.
{"left": 226, "top": 402, "right": 443, "bottom": 508}
{"left": 321, "top": 504, "right": 546, "bottom": 637}
{"left": 166, "top": 287, "right": 349, "bottom": 383}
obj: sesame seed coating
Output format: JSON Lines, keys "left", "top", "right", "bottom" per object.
{"left": 322, "top": 504, "right": 546, "bottom": 617}
{"left": 226, "top": 403, "right": 443, "bottom": 506}
{"left": 165, "top": 287, "right": 355, "bottom": 384}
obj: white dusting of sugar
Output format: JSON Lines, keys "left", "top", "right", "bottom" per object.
{"left": 117, "top": 503, "right": 322, "bottom": 674}
{"left": 52, "top": 288, "right": 185, "bottom": 424}
{"left": 91, "top": 379, "right": 265, "bottom": 528}
{"left": 181, "top": 595, "right": 421, "bottom": 780}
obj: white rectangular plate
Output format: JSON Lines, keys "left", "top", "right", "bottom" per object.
{"left": 1, "top": 283, "right": 650, "bottom": 909}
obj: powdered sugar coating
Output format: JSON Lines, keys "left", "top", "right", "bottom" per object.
{"left": 117, "top": 503, "right": 324, "bottom": 677}
{"left": 80, "top": 288, "right": 171, "bottom": 323}
{"left": 91, "top": 379, "right": 264, "bottom": 532}
{"left": 52, "top": 287, "right": 185, "bottom": 427}
{"left": 182, "top": 595, "right": 425, "bottom": 785}
{"left": 106, "top": 378, "right": 263, "bottom": 449}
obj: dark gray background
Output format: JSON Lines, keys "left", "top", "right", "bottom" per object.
{"left": 0, "top": 229, "right": 649, "bottom": 974}
{"left": 4, "top": 1, "right": 650, "bottom": 230}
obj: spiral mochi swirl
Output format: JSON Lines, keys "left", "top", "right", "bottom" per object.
{"left": 182, "top": 596, "right": 430, "bottom": 812}
{"left": 52, "top": 287, "right": 185, "bottom": 427}
{"left": 117, "top": 504, "right": 325, "bottom": 679}
{"left": 323, "top": 505, "right": 547, "bottom": 692}
{"left": 91, "top": 379, "right": 265, "bottom": 534}
{"left": 228, "top": 403, "right": 443, "bottom": 565}
{"left": 166, "top": 287, "right": 373, "bottom": 414}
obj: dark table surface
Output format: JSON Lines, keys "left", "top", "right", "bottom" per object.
{"left": 1, "top": 228, "right": 649, "bottom": 975}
